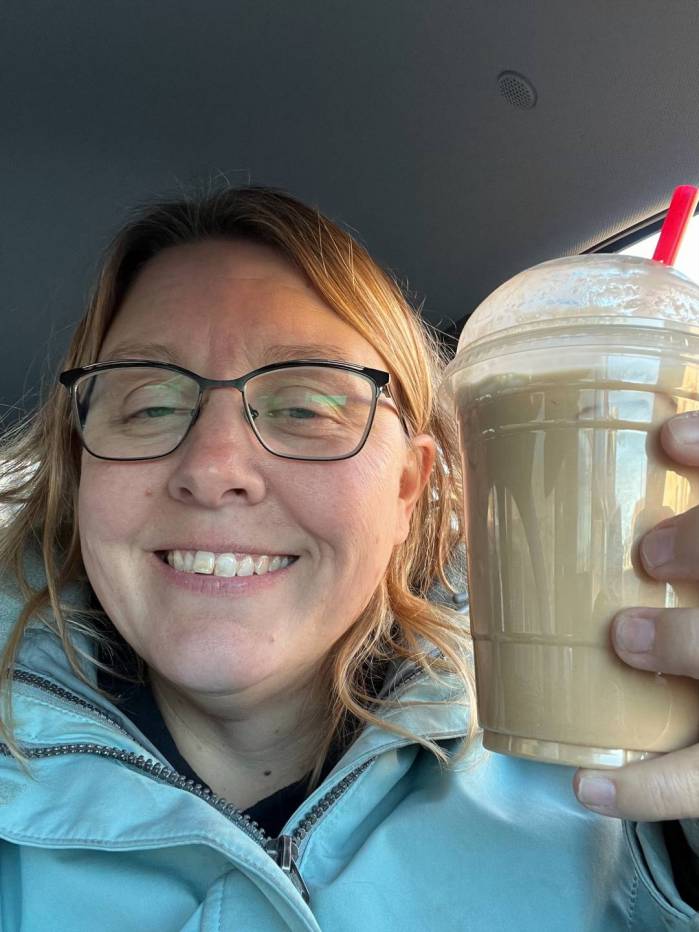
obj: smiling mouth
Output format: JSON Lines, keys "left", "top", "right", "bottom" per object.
{"left": 154, "top": 551, "right": 299, "bottom": 578}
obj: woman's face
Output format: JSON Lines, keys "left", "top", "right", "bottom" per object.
{"left": 78, "top": 240, "right": 435, "bottom": 705}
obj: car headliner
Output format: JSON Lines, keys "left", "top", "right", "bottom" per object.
{"left": 1, "top": 0, "right": 698, "bottom": 421}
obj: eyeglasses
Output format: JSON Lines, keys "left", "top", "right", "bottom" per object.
{"left": 59, "top": 359, "right": 410, "bottom": 462}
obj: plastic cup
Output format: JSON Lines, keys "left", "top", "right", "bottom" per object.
{"left": 440, "top": 253, "right": 699, "bottom": 768}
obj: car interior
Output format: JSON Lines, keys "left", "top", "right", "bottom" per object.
{"left": 2, "top": 6, "right": 699, "bottom": 919}
{"left": 1, "top": 2, "right": 697, "bottom": 616}
{"left": 3, "top": 1, "right": 698, "bottom": 427}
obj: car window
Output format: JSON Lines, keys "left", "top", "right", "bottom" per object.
{"left": 619, "top": 212, "right": 699, "bottom": 282}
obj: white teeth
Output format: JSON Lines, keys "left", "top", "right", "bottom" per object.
{"left": 236, "top": 555, "right": 255, "bottom": 577}
{"left": 214, "top": 553, "right": 237, "bottom": 577}
{"left": 193, "top": 551, "right": 215, "bottom": 574}
{"left": 163, "top": 549, "right": 294, "bottom": 577}
{"left": 171, "top": 550, "right": 185, "bottom": 571}
{"left": 253, "top": 555, "right": 270, "bottom": 575}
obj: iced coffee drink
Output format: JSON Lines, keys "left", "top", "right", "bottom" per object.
{"left": 441, "top": 255, "right": 699, "bottom": 768}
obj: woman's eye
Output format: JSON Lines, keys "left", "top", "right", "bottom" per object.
{"left": 264, "top": 406, "right": 332, "bottom": 421}
{"left": 129, "top": 407, "right": 181, "bottom": 419}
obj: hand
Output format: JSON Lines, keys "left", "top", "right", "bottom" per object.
{"left": 573, "top": 412, "right": 699, "bottom": 822}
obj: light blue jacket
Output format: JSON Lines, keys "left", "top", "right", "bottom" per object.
{"left": 1, "top": 546, "right": 698, "bottom": 931}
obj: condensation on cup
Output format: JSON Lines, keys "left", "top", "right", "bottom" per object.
{"left": 440, "top": 253, "right": 699, "bottom": 768}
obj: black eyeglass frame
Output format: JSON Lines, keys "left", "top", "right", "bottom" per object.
{"left": 59, "top": 358, "right": 411, "bottom": 462}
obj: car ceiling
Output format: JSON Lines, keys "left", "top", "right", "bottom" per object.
{"left": 2, "top": 0, "right": 699, "bottom": 421}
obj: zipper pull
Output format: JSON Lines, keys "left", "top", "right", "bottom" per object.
{"left": 266, "top": 834, "right": 310, "bottom": 904}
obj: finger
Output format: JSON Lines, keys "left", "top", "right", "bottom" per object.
{"left": 660, "top": 413, "right": 699, "bottom": 467}
{"left": 638, "top": 507, "right": 699, "bottom": 580}
{"left": 612, "top": 607, "right": 699, "bottom": 677}
{"left": 574, "top": 743, "right": 699, "bottom": 821}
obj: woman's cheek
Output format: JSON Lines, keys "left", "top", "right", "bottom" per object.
{"left": 78, "top": 459, "right": 150, "bottom": 545}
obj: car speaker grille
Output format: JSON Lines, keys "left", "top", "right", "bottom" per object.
{"left": 497, "top": 71, "right": 537, "bottom": 110}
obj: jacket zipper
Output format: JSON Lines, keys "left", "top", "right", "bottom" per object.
{"left": 4, "top": 668, "right": 390, "bottom": 903}
{"left": 376, "top": 660, "right": 428, "bottom": 700}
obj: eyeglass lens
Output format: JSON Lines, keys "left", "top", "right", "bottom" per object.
{"left": 75, "top": 365, "right": 377, "bottom": 460}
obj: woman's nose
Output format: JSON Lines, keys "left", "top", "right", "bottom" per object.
{"left": 166, "top": 389, "right": 268, "bottom": 505}
{"left": 192, "top": 387, "right": 256, "bottom": 444}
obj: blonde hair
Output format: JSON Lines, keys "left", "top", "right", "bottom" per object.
{"left": 0, "top": 184, "right": 479, "bottom": 790}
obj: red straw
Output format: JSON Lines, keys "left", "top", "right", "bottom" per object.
{"left": 652, "top": 184, "right": 699, "bottom": 265}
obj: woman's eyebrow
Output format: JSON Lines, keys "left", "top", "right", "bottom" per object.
{"left": 258, "top": 343, "right": 354, "bottom": 364}
{"left": 103, "top": 341, "right": 356, "bottom": 365}
{"left": 101, "top": 341, "right": 180, "bottom": 363}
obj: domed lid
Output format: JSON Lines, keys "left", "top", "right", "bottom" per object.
{"left": 455, "top": 253, "right": 699, "bottom": 355}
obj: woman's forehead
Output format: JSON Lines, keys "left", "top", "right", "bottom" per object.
{"left": 102, "top": 242, "right": 389, "bottom": 371}
{"left": 138, "top": 238, "right": 309, "bottom": 282}
{"left": 122, "top": 240, "right": 319, "bottom": 310}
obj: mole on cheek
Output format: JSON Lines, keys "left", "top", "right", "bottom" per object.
{"left": 145, "top": 488, "right": 154, "bottom": 497}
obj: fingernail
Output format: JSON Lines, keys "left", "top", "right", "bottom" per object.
{"left": 641, "top": 526, "right": 676, "bottom": 569}
{"left": 667, "top": 413, "right": 699, "bottom": 446}
{"left": 615, "top": 613, "right": 656, "bottom": 652}
{"left": 577, "top": 775, "right": 617, "bottom": 810}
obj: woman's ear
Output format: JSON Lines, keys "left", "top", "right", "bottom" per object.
{"left": 393, "top": 434, "right": 437, "bottom": 546}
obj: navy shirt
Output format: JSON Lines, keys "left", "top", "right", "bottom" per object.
{"left": 96, "top": 647, "right": 342, "bottom": 837}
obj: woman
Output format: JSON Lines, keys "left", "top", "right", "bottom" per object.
{"left": 0, "top": 185, "right": 697, "bottom": 930}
